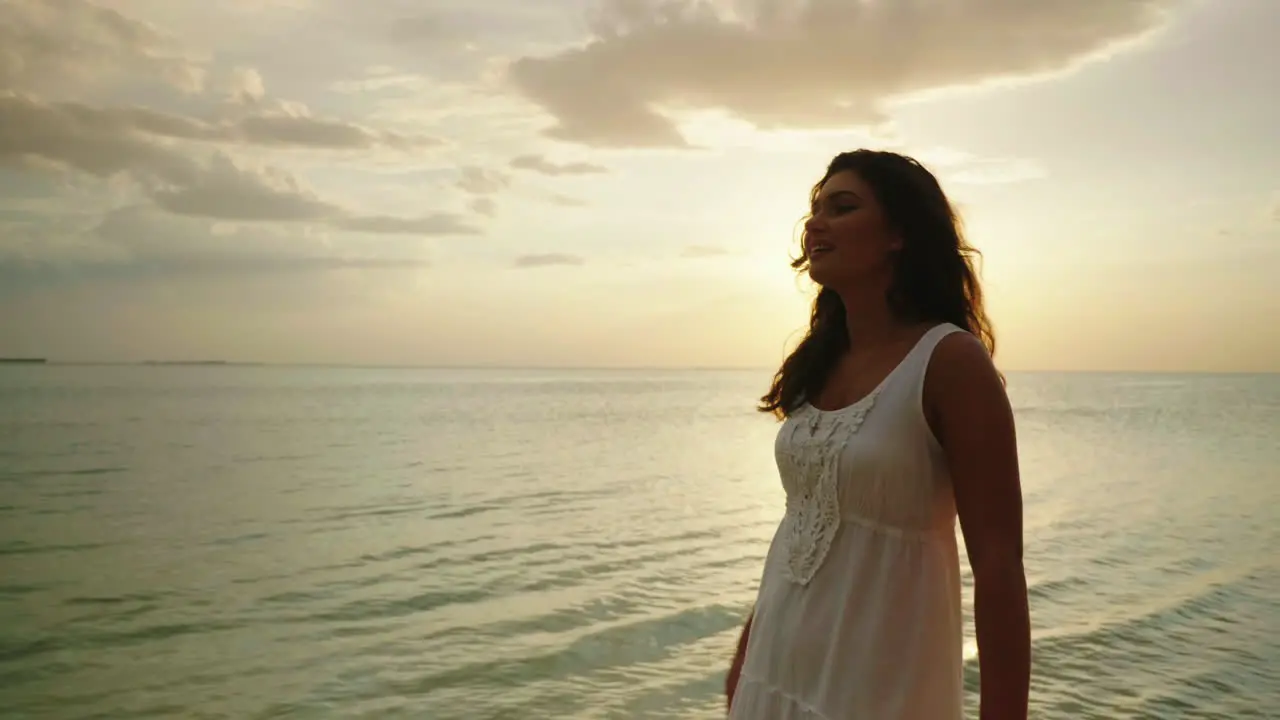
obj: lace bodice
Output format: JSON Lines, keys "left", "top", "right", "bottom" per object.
{"left": 773, "top": 391, "right": 880, "bottom": 585}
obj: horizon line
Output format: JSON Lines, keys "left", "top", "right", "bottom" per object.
{"left": 2, "top": 360, "right": 1276, "bottom": 376}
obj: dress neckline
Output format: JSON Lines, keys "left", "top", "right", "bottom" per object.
{"left": 803, "top": 323, "right": 951, "bottom": 415}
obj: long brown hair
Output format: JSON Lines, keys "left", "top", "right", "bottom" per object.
{"left": 759, "top": 149, "right": 996, "bottom": 418}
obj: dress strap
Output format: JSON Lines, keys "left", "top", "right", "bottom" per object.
{"left": 906, "top": 323, "right": 966, "bottom": 399}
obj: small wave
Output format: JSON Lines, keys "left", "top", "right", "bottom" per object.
{"left": 0, "top": 583, "right": 47, "bottom": 597}
{"left": 399, "top": 603, "right": 743, "bottom": 698}
{"left": 0, "top": 541, "right": 109, "bottom": 557}
{"left": 1027, "top": 575, "right": 1090, "bottom": 603}
{"left": 306, "top": 588, "right": 492, "bottom": 624}
{"left": 315, "top": 503, "right": 431, "bottom": 523}
{"left": 1026, "top": 562, "right": 1274, "bottom": 717}
{"left": 15, "top": 466, "right": 130, "bottom": 478}
{"left": 426, "top": 504, "right": 498, "bottom": 520}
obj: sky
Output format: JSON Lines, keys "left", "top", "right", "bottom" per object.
{"left": 0, "top": 0, "right": 1277, "bottom": 372}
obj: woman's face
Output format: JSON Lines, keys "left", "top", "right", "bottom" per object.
{"left": 802, "top": 169, "right": 901, "bottom": 290}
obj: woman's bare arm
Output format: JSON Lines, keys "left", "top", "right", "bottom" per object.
{"left": 926, "top": 332, "right": 1031, "bottom": 720}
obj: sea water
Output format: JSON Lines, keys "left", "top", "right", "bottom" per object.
{"left": 1, "top": 366, "right": 1276, "bottom": 718}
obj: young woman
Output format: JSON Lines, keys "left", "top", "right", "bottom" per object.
{"left": 725, "top": 150, "right": 1031, "bottom": 719}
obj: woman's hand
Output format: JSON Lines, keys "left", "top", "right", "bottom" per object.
{"left": 724, "top": 652, "right": 744, "bottom": 711}
{"left": 724, "top": 613, "right": 753, "bottom": 713}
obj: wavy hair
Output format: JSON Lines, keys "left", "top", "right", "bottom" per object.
{"left": 759, "top": 149, "right": 996, "bottom": 418}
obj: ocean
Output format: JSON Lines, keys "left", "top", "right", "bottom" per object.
{"left": 0, "top": 365, "right": 1276, "bottom": 719}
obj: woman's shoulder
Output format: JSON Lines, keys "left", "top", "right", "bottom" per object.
{"left": 931, "top": 326, "right": 989, "bottom": 363}
{"left": 922, "top": 327, "right": 1007, "bottom": 426}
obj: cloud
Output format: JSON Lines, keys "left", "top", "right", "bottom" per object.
{"left": 455, "top": 162, "right": 597, "bottom": 214}
{"left": 469, "top": 196, "right": 498, "bottom": 218}
{"left": 102, "top": 206, "right": 434, "bottom": 273}
{"left": 149, "top": 154, "right": 329, "bottom": 221}
{"left": 0, "top": 0, "right": 485, "bottom": 296}
{"left": 0, "top": 0, "right": 205, "bottom": 95}
{"left": 507, "top": 0, "right": 1175, "bottom": 147}
{"left": 0, "top": 93, "right": 438, "bottom": 154}
{"left": 456, "top": 166, "right": 511, "bottom": 195}
{"left": 374, "top": 2, "right": 578, "bottom": 58}
{"left": 513, "top": 253, "right": 585, "bottom": 268}
{"left": 233, "top": 112, "right": 438, "bottom": 151}
{"left": 1, "top": 2, "right": 441, "bottom": 150}
{"left": 0, "top": 93, "right": 200, "bottom": 183}
{"left": 510, "top": 154, "right": 608, "bottom": 176}
{"left": 0, "top": 95, "right": 475, "bottom": 235}
{"left": 333, "top": 214, "right": 475, "bottom": 236}
{"left": 223, "top": 67, "right": 266, "bottom": 103}
{"left": 149, "top": 154, "right": 479, "bottom": 234}
{"left": 1, "top": 204, "right": 434, "bottom": 283}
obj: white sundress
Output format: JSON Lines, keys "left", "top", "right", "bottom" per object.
{"left": 730, "top": 323, "right": 967, "bottom": 720}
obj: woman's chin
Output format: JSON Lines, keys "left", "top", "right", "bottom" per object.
{"left": 807, "top": 263, "right": 837, "bottom": 287}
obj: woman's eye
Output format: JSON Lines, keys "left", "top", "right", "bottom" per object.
{"left": 811, "top": 204, "right": 857, "bottom": 217}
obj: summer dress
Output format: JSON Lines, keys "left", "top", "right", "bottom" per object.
{"left": 730, "top": 323, "right": 966, "bottom": 720}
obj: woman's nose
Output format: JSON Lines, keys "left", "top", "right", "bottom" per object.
{"left": 804, "top": 214, "right": 825, "bottom": 234}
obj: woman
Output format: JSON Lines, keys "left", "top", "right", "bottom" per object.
{"left": 724, "top": 150, "right": 1030, "bottom": 719}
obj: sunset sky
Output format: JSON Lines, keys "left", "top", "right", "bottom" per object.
{"left": 1, "top": 0, "right": 1276, "bottom": 372}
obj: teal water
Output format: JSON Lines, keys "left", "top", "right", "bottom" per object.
{"left": 0, "top": 366, "right": 1276, "bottom": 719}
